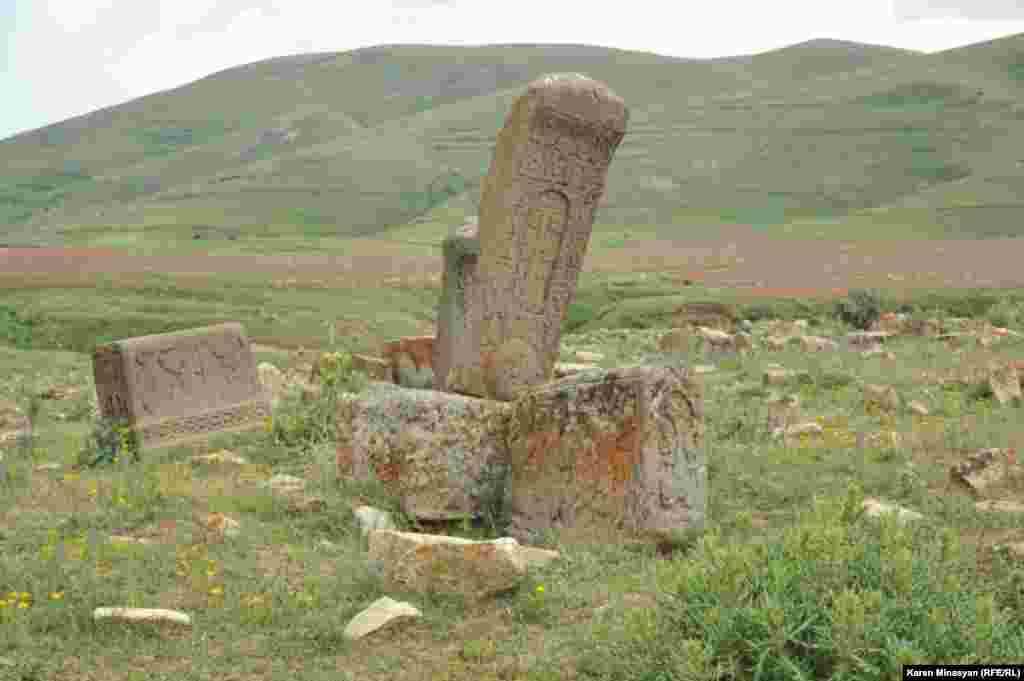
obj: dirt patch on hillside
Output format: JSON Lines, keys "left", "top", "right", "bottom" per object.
{"left": 6, "top": 227, "right": 1024, "bottom": 297}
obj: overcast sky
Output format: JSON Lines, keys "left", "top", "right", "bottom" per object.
{"left": 4, "top": 0, "right": 1024, "bottom": 141}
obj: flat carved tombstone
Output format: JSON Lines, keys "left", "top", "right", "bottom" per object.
{"left": 440, "top": 73, "right": 628, "bottom": 400}
{"left": 92, "top": 323, "right": 271, "bottom": 450}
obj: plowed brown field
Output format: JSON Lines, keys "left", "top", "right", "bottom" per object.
{"left": 4, "top": 226, "right": 1022, "bottom": 298}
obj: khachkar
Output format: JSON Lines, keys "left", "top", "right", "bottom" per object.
{"left": 92, "top": 322, "right": 271, "bottom": 450}
{"left": 434, "top": 73, "right": 628, "bottom": 400}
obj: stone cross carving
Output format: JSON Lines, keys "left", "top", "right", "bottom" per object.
{"left": 433, "top": 73, "right": 628, "bottom": 400}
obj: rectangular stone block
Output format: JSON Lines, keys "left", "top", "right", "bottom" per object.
{"left": 507, "top": 364, "right": 705, "bottom": 545}
{"left": 92, "top": 322, "right": 270, "bottom": 450}
{"left": 336, "top": 382, "right": 512, "bottom": 520}
{"left": 433, "top": 223, "right": 482, "bottom": 393}
{"left": 441, "top": 73, "right": 629, "bottom": 401}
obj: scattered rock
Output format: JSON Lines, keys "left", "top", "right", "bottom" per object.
{"left": 190, "top": 450, "right": 249, "bottom": 467}
{"left": 975, "top": 500, "right": 1024, "bottom": 514}
{"left": 763, "top": 368, "right": 794, "bottom": 386}
{"left": 37, "top": 385, "right": 79, "bottom": 400}
{"left": 353, "top": 506, "right": 396, "bottom": 536}
{"left": 772, "top": 421, "right": 823, "bottom": 440}
{"left": 864, "top": 384, "right": 900, "bottom": 413}
{"left": 907, "top": 400, "right": 930, "bottom": 417}
{"left": 766, "top": 394, "right": 801, "bottom": 432}
{"left": 262, "top": 474, "right": 306, "bottom": 495}
{"left": 799, "top": 335, "right": 838, "bottom": 352}
{"left": 846, "top": 331, "right": 892, "bottom": 347}
{"left": 553, "top": 363, "right": 600, "bottom": 378}
{"left": 344, "top": 596, "right": 422, "bottom": 640}
{"left": 200, "top": 512, "right": 241, "bottom": 538}
{"left": 287, "top": 496, "right": 326, "bottom": 514}
{"left": 574, "top": 350, "right": 604, "bottom": 363}
{"left": 988, "top": 365, "right": 1022, "bottom": 405}
{"left": 951, "top": 448, "right": 1016, "bottom": 495}
{"left": 93, "top": 607, "right": 192, "bottom": 628}
{"left": 860, "top": 498, "right": 922, "bottom": 523}
{"left": 763, "top": 335, "right": 792, "bottom": 351}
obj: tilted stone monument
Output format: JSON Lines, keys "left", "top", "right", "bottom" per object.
{"left": 92, "top": 322, "right": 270, "bottom": 450}
{"left": 434, "top": 73, "right": 628, "bottom": 400}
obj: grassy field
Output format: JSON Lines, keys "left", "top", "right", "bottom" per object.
{"left": 3, "top": 277, "right": 1024, "bottom": 679}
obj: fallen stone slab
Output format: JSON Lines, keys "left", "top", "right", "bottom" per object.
{"left": 93, "top": 607, "right": 191, "bottom": 628}
{"left": 344, "top": 596, "right": 422, "bottom": 640}
{"left": 337, "top": 382, "right": 511, "bottom": 520}
{"left": 368, "top": 530, "right": 529, "bottom": 600}
{"left": 507, "top": 364, "right": 705, "bottom": 546}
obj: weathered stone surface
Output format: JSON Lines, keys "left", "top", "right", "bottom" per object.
{"left": 346, "top": 354, "right": 393, "bottom": 383}
{"left": 92, "top": 323, "right": 270, "bottom": 450}
{"left": 507, "top": 365, "right": 704, "bottom": 546}
{"left": 344, "top": 597, "right": 422, "bottom": 640}
{"left": 989, "top": 364, "right": 1022, "bottom": 405}
{"left": 439, "top": 73, "right": 628, "bottom": 401}
{"left": 337, "top": 383, "right": 512, "bottom": 520}
{"left": 433, "top": 222, "right": 483, "bottom": 393}
{"left": 369, "top": 530, "right": 527, "bottom": 599}
{"left": 951, "top": 448, "right": 1016, "bottom": 495}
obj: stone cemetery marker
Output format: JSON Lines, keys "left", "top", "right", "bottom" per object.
{"left": 437, "top": 73, "right": 629, "bottom": 400}
{"left": 92, "top": 322, "right": 270, "bottom": 450}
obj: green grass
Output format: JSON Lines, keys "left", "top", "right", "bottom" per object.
{"left": 4, "top": 289, "right": 1024, "bottom": 678}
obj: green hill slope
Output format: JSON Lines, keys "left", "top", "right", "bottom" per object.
{"left": 2, "top": 35, "right": 1023, "bottom": 252}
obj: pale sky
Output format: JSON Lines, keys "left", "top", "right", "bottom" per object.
{"left": 4, "top": 0, "right": 1024, "bottom": 141}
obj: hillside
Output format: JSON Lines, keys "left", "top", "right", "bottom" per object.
{"left": 2, "top": 34, "right": 1024, "bottom": 252}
